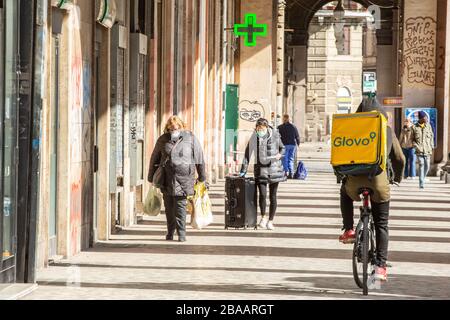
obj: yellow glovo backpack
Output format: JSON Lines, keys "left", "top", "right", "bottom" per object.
{"left": 331, "top": 111, "right": 388, "bottom": 178}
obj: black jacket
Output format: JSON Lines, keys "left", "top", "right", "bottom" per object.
{"left": 241, "top": 128, "right": 287, "bottom": 184}
{"left": 148, "top": 131, "right": 206, "bottom": 196}
{"left": 277, "top": 122, "right": 300, "bottom": 146}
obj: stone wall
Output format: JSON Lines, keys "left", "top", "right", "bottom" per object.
{"left": 306, "top": 20, "right": 363, "bottom": 142}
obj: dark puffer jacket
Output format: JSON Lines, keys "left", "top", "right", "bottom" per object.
{"left": 148, "top": 131, "right": 206, "bottom": 197}
{"left": 241, "top": 128, "right": 287, "bottom": 184}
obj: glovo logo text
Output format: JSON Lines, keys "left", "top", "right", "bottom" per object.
{"left": 333, "top": 132, "right": 377, "bottom": 148}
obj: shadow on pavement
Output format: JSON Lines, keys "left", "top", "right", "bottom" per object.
{"left": 90, "top": 243, "right": 450, "bottom": 264}
{"left": 116, "top": 229, "right": 450, "bottom": 243}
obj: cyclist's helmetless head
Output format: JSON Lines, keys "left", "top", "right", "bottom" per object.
{"left": 357, "top": 97, "right": 393, "bottom": 154}
{"left": 356, "top": 97, "right": 388, "bottom": 119}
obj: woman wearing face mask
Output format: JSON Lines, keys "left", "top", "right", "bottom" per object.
{"left": 240, "top": 118, "right": 287, "bottom": 230}
{"left": 399, "top": 118, "right": 416, "bottom": 179}
{"left": 148, "top": 116, "right": 206, "bottom": 242}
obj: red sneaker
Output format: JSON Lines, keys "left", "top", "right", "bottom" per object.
{"left": 374, "top": 266, "right": 388, "bottom": 281}
{"left": 339, "top": 229, "right": 356, "bottom": 244}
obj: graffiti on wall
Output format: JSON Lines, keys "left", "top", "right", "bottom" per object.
{"left": 239, "top": 101, "right": 266, "bottom": 123}
{"left": 404, "top": 17, "right": 437, "bottom": 86}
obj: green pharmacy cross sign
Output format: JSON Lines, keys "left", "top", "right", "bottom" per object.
{"left": 234, "top": 14, "right": 268, "bottom": 47}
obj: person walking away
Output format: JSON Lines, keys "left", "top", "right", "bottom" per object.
{"left": 399, "top": 118, "right": 416, "bottom": 179}
{"left": 240, "top": 118, "right": 287, "bottom": 230}
{"left": 148, "top": 116, "right": 206, "bottom": 242}
{"left": 412, "top": 111, "right": 435, "bottom": 189}
{"left": 338, "top": 98, "right": 405, "bottom": 281}
{"left": 277, "top": 114, "right": 300, "bottom": 179}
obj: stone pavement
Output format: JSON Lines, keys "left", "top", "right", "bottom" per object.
{"left": 22, "top": 159, "right": 450, "bottom": 300}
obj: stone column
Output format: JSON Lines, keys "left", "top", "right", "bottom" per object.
{"left": 439, "top": 0, "right": 450, "bottom": 182}
{"left": 402, "top": 0, "right": 437, "bottom": 108}
{"left": 275, "top": 0, "right": 286, "bottom": 128}
{"left": 237, "top": 0, "right": 273, "bottom": 158}
{"left": 289, "top": 45, "right": 307, "bottom": 141}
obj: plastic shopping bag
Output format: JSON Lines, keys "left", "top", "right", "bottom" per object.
{"left": 191, "top": 182, "right": 213, "bottom": 230}
{"left": 143, "top": 186, "right": 162, "bottom": 216}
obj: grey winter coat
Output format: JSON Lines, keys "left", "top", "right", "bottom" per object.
{"left": 148, "top": 131, "right": 206, "bottom": 197}
{"left": 241, "top": 128, "right": 287, "bottom": 184}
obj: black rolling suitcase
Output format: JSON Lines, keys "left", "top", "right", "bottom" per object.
{"left": 225, "top": 175, "right": 257, "bottom": 229}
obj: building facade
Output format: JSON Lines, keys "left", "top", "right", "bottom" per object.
{"left": 0, "top": 0, "right": 20, "bottom": 283}
{"left": 29, "top": 0, "right": 238, "bottom": 275}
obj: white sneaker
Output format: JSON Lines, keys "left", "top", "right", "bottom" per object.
{"left": 259, "top": 217, "right": 268, "bottom": 229}
{"left": 267, "top": 221, "right": 275, "bottom": 230}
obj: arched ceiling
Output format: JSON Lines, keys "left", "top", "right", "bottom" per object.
{"left": 286, "top": 0, "right": 400, "bottom": 45}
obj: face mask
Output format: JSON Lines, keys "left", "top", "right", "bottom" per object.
{"left": 257, "top": 130, "right": 267, "bottom": 138}
{"left": 171, "top": 130, "right": 181, "bottom": 140}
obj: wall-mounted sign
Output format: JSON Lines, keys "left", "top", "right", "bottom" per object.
{"left": 383, "top": 97, "right": 403, "bottom": 106}
{"left": 363, "top": 71, "right": 377, "bottom": 93}
{"left": 234, "top": 14, "right": 268, "bottom": 47}
{"left": 96, "top": 0, "right": 116, "bottom": 29}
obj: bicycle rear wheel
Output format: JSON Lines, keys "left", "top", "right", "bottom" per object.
{"left": 361, "top": 214, "right": 370, "bottom": 295}
{"left": 352, "top": 222, "right": 363, "bottom": 288}
{"left": 352, "top": 215, "right": 370, "bottom": 295}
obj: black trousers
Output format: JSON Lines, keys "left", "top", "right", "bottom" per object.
{"left": 163, "top": 194, "right": 187, "bottom": 237}
{"left": 257, "top": 182, "right": 279, "bottom": 221}
{"left": 340, "top": 186, "right": 390, "bottom": 267}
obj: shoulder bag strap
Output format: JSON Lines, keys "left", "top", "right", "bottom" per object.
{"left": 161, "top": 137, "right": 183, "bottom": 168}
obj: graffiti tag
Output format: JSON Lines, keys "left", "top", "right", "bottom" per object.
{"left": 404, "top": 17, "right": 437, "bottom": 86}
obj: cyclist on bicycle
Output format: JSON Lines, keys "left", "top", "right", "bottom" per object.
{"left": 338, "top": 97, "right": 405, "bottom": 281}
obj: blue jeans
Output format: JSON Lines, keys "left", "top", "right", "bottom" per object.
{"left": 402, "top": 148, "right": 416, "bottom": 178}
{"left": 283, "top": 145, "right": 297, "bottom": 175}
{"left": 417, "top": 155, "right": 430, "bottom": 188}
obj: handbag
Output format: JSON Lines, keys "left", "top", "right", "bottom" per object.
{"left": 153, "top": 165, "right": 166, "bottom": 189}
{"left": 152, "top": 137, "right": 183, "bottom": 189}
